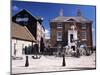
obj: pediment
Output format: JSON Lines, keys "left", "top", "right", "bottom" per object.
{"left": 67, "top": 18, "right": 76, "bottom": 21}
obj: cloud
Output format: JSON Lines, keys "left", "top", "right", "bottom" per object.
{"left": 12, "top": 5, "right": 19, "bottom": 11}
{"left": 92, "top": 28, "right": 95, "bottom": 32}
{"left": 45, "top": 29, "right": 49, "bottom": 34}
{"left": 45, "top": 29, "right": 50, "bottom": 39}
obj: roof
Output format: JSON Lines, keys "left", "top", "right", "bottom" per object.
{"left": 11, "top": 22, "right": 36, "bottom": 42}
{"left": 50, "top": 16, "right": 92, "bottom": 23}
{"left": 12, "top": 9, "right": 45, "bottom": 29}
{"left": 13, "top": 9, "right": 43, "bottom": 22}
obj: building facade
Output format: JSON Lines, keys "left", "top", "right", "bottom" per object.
{"left": 12, "top": 9, "right": 45, "bottom": 53}
{"left": 11, "top": 22, "right": 36, "bottom": 58}
{"left": 50, "top": 9, "right": 93, "bottom": 51}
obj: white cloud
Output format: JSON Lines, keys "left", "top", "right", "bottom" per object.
{"left": 92, "top": 28, "right": 95, "bottom": 32}
{"left": 12, "top": 5, "right": 19, "bottom": 11}
{"left": 45, "top": 29, "right": 50, "bottom": 39}
{"left": 45, "top": 29, "right": 49, "bottom": 34}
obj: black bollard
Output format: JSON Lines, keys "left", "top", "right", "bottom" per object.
{"left": 62, "top": 54, "right": 66, "bottom": 66}
{"left": 25, "top": 56, "right": 29, "bottom": 67}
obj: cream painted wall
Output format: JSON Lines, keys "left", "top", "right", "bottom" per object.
{"left": 68, "top": 30, "right": 77, "bottom": 48}
{"left": 12, "top": 39, "right": 35, "bottom": 57}
{"left": 37, "top": 21, "right": 45, "bottom": 52}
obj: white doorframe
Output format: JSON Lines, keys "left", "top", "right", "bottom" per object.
{"left": 68, "top": 30, "right": 77, "bottom": 51}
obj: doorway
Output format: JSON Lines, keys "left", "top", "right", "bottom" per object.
{"left": 70, "top": 34, "right": 73, "bottom": 43}
{"left": 71, "top": 46, "right": 75, "bottom": 51}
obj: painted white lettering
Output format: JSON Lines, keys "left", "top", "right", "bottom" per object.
{"left": 16, "top": 18, "right": 29, "bottom": 22}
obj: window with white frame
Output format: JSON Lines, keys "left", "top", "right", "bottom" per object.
{"left": 57, "top": 23, "right": 62, "bottom": 29}
{"left": 81, "top": 31, "right": 87, "bottom": 40}
{"left": 57, "top": 31, "right": 62, "bottom": 41}
{"left": 81, "top": 23, "right": 86, "bottom": 29}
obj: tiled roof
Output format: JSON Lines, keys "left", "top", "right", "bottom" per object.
{"left": 11, "top": 22, "right": 36, "bottom": 42}
{"left": 50, "top": 16, "right": 92, "bottom": 23}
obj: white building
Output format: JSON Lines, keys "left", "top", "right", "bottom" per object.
{"left": 11, "top": 22, "right": 36, "bottom": 58}
{"left": 36, "top": 21, "right": 45, "bottom": 53}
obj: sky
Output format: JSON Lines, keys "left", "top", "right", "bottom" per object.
{"left": 11, "top": 0, "right": 96, "bottom": 47}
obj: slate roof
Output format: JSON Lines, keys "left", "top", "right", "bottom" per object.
{"left": 12, "top": 9, "right": 45, "bottom": 30}
{"left": 50, "top": 16, "right": 92, "bottom": 23}
{"left": 11, "top": 22, "right": 36, "bottom": 42}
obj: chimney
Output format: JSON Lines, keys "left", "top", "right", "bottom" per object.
{"left": 59, "top": 9, "right": 63, "bottom": 16}
{"left": 77, "top": 9, "right": 81, "bottom": 16}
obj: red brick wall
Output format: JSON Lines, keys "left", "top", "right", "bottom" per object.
{"left": 50, "top": 22, "right": 93, "bottom": 49}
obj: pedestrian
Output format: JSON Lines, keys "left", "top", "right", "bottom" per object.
{"left": 25, "top": 46, "right": 27, "bottom": 55}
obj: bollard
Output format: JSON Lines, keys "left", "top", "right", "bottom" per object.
{"left": 25, "top": 56, "right": 29, "bottom": 67}
{"left": 62, "top": 54, "right": 66, "bottom": 66}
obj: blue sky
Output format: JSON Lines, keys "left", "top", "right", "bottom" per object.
{"left": 11, "top": 1, "right": 96, "bottom": 47}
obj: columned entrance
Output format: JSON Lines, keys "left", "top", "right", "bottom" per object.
{"left": 68, "top": 25, "right": 78, "bottom": 51}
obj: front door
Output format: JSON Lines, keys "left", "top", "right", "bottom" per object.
{"left": 71, "top": 46, "right": 75, "bottom": 51}
{"left": 68, "top": 30, "right": 77, "bottom": 51}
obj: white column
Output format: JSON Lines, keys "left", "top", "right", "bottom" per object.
{"left": 68, "top": 30, "right": 77, "bottom": 49}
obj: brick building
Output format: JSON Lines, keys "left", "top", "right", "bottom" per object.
{"left": 50, "top": 9, "right": 93, "bottom": 51}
